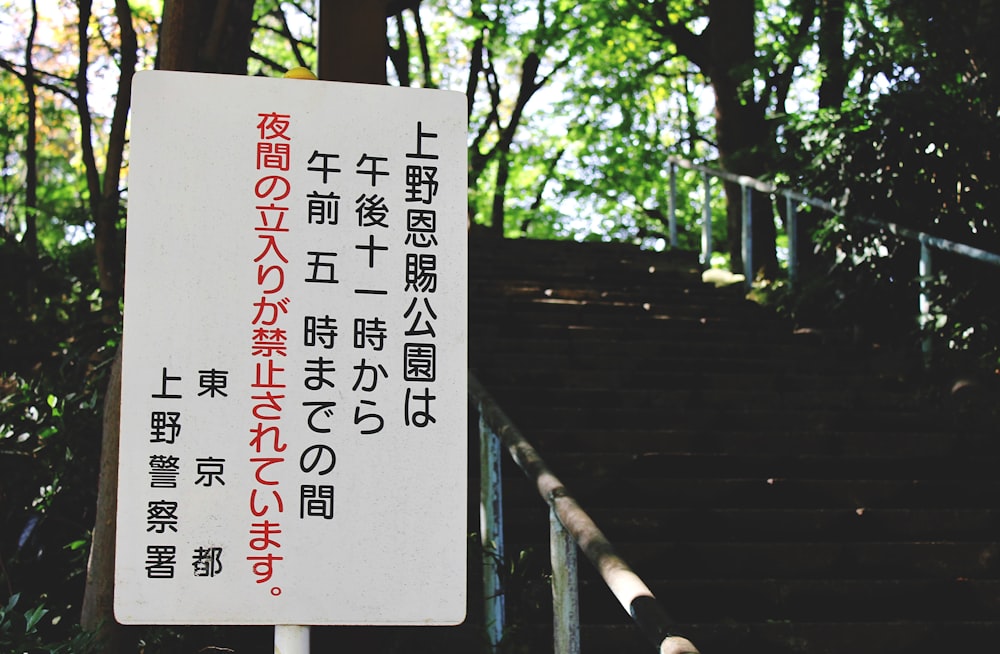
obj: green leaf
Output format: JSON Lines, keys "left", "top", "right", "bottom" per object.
{"left": 24, "top": 604, "right": 48, "bottom": 633}
{"left": 3, "top": 593, "right": 19, "bottom": 615}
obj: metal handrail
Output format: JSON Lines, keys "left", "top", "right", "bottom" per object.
{"left": 665, "top": 155, "right": 1000, "bottom": 276}
{"left": 668, "top": 156, "right": 838, "bottom": 213}
{"left": 665, "top": 156, "right": 1000, "bottom": 363}
{"left": 469, "top": 372, "right": 700, "bottom": 654}
{"left": 668, "top": 157, "right": 1000, "bottom": 266}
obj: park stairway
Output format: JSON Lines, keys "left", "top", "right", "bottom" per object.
{"left": 466, "top": 234, "right": 1000, "bottom": 654}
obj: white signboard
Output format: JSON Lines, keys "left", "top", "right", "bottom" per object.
{"left": 115, "top": 71, "right": 467, "bottom": 626}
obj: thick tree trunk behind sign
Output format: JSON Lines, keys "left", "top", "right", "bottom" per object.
{"left": 318, "top": 0, "right": 390, "bottom": 83}
{"left": 158, "top": 0, "right": 256, "bottom": 74}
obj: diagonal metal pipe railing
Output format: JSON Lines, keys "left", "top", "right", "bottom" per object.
{"left": 469, "top": 372, "right": 700, "bottom": 654}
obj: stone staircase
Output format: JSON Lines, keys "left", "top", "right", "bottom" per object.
{"left": 467, "top": 234, "right": 1000, "bottom": 653}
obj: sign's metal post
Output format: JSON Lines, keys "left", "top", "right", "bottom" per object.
{"left": 272, "top": 66, "right": 317, "bottom": 654}
{"left": 275, "top": 624, "right": 310, "bottom": 654}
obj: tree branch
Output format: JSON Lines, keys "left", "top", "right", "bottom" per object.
{"left": 412, "top": 2, "right": 435, "bottom": 88}
{"left": 75, "top": 0, "right": 101, "bottom": 217}
{"left": 23, "top": 0, "right": 39, "bottom": 262}
{"left": 465, "top": 33, "right": 483, "bottom": 116}
{"left": 387, "top": 12, "right": 411, "bottom": 86}
{"left": 762, "top": 0, "right": 817, "bottom": 112}
{"left": 90, "top": 0, "right": 136, "bottom": 319}
{"left": 248, "top": 49, "right": 289, "bottom": 74}
{"left": 0, "top": 57, "right": 79, "bottom": 103}
{"left": 274, "top": 5, "right": 309, "bottom": 68}
{"left": 469, "top": 42, "right": 504, "bottom": 180}
{"left": 642, "top": 1, "right": 709, "bottom": 70}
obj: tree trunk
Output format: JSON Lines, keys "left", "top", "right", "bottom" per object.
{"left": 82, "top": 2, "right": 256, "bottom": 650}
{"left": 818, "top": 0, "right": 846, "bottom": 109}
{"left": 95, "top": 0, "right": 138, "bottom": 321}
{"left": 159, "top": 0, "right": 256, "bottom": 74}
{"left": 79, "top": 0, "right": 139, "bottom": 646}
{"left": 23, "top": 0, "right": 38, "bottom": 264}
{"left": 318, "top": 0, "right": 389, "bottom": 83}
{"left": 489, "top": 52, "right": 541, "bottom": 237}
{"left": 388, "top": 12, "right": 411, "bottom": 86}
{"left": 706, "top": 0, "right": 777, "bottom": 278}
{"left": 650, "top": 0, "right": 778, "bottom": 277}
{"left": 80, "top": 351, "right": 125, "bottom": 649}
{"left": 975, "top": 0, "right": 999, "bottom": 113}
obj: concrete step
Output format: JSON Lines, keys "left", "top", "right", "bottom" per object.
{"left": 499, "top": 506, "right": 1000, "bottom": 543}
{"left": 482, "top": 385, "right": 928, "bottom": 413}
{"left": 507, "top": 577, "right": 1000, "bottom": 625}
{"left": 546, "top": 620, "right": 1000, "bottom": 654}
{"left": 522, "top": 428, "right": 1000, "bottom": 458}
{"left": 504, "top": 450, "right": 1000, "bottom": 481}
{"left": 490, "top": 476, "right": 1000, "bottom": 510}
{"left": 494, "top": 403, "right": 961, "bottom": 432}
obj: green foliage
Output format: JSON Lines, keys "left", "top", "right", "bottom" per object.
{"left": 776, "top": 0, "right": 1000, "bottom": 368}
{"left": 0, "top": 81, "right": 86, "bottom": 250}
{"left": 1, "top": 233, "right": 114, "bottom": 647}
{"left": 249, "top": 0, "right": 317, "bottom": 76}
{"left": 0, "top": 594, "right": 97, "bottom": 654}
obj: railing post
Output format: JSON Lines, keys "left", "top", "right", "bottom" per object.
{"left": 742, "top": 184, "right": 753, "bottom": 290}
{"left": 479, "top": 407, "right": 506, "bottom": 651}
{"left": 668, "top": 161, "right": 678, "bottom": 248}
{"left": 919, "top": 236, "right": 933, "bottom": 367}
{"left": 550, "top": 506, "right": 580, "bottom": 654}
{"left": 786, "top": 193, "right": 799, "bottom": 289}
{"left": 470, "top": 374, "right": 702, "bottom": 654}
{"left": 701, "top": 171, "right": 712, "bottom": 268}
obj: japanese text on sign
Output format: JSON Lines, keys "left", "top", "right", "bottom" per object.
{"left": 116, "top": 71, "right": 467, "bottom": 626}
